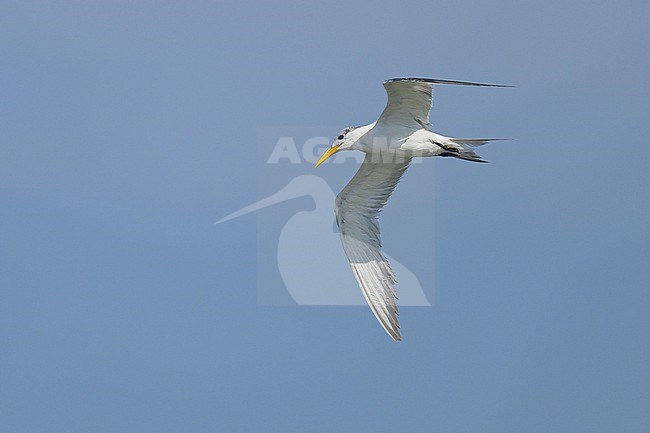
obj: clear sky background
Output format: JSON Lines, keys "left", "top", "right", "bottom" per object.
{"left": 2, "top": 1, "right": 649, "bottom": 432}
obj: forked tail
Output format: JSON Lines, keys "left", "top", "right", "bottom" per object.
{"left": 440, "top": 138, "right": 511, "bottom": 163}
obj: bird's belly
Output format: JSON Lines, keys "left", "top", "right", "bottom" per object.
{"left": 362, "top": 129, "right": 417, "bottom": 161}
{"left": 365, "top": 127, "right": 444, "bottom": 158}
{"left": 399, "top": 141, "right": 443, "bottom": 157}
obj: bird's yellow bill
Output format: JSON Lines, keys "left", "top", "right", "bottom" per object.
{"left": 314, "top": 144, "right": 341, "bottom": 168}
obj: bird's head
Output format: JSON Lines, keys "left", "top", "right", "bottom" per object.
{"left": 314, "top": 126, "right": 358, "bottom": 167}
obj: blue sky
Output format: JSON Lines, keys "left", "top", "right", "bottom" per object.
{"left": 2, "top": 1, "right": 649, "bottom": 432}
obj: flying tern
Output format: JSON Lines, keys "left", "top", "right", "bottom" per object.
{"left": 315, "top": 77, "right": 511, "bottom": 341}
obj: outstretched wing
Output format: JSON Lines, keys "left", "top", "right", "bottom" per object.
{"left": 377, "top": 77, "right": 512, "bottom": 128}
{"left": 335, "top": 154, "right": 411, "bottom": 341}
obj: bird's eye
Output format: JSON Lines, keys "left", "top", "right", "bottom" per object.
{"left": 337, "top": 135, "right": 344, "bottom": 140}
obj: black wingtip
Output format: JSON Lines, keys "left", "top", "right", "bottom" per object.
{"left": 385, "top": 77, "right": 514, "bottom": 88}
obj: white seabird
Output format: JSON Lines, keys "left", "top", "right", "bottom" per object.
{"left": 315, "top": 77, "right": 511, "bottom": 340}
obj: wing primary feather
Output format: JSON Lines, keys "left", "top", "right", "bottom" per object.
{"left": 336, "top": 155, "right": 411, "bottom": 341}
{"left": 384, "top": 77, "right": 514, "bottom": 88}
{"left": 378, "top": 77, "right": 511, "bottom": 128}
